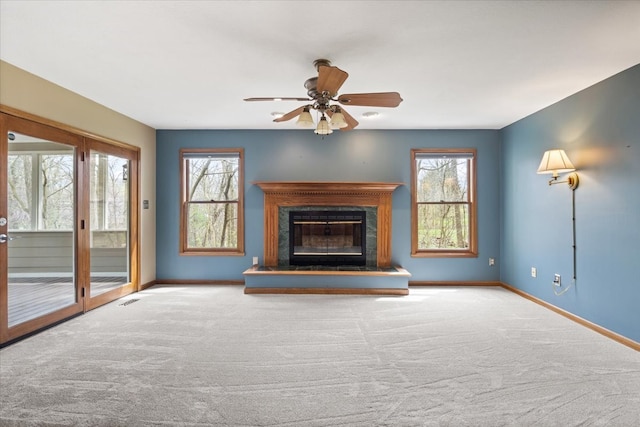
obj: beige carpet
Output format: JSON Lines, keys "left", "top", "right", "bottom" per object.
{"left": 1, "top": 285, "right": 638, "bottom": 426}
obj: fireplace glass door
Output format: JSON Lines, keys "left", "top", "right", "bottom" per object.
{"left": 289, "top": 211, "right": 366, "bottom": 266}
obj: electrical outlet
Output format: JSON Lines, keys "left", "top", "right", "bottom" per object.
{"left": 553, "top": 274, "right": 561, "bottom": 286}
{"left": 252, "top": 256, "right": 259, "bottom": 265}
{"left": 531, "top": 267, "right": 537, "bottom": 278}
{"left": 489, "top": 258, "right": 495, "bottom": 266}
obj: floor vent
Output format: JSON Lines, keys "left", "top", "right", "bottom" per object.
{"left": 118, "top": 299, "right": 139, "bottom": 307}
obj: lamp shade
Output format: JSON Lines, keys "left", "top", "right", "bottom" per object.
{"left": 329, "top": 109, "right": 348, "bottom": 129}
{"left": 537, "top": 149, "right": 576, "bottom": 175}
{"left": 296, "top": 107, "right": 314, "bottom": 128}
{"left": 314, "top": 115, "right": 333, "bottom": 135}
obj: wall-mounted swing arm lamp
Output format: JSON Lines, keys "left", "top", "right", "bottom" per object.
{"left": 536, "top": 149, "right": 579, "bottom": 296}
{"left": 536, "top": 149, "right": 579, "bottom": 190}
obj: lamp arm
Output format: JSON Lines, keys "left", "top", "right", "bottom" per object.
{"left": 548, "top": 172, "right": 579, "bottom": 190}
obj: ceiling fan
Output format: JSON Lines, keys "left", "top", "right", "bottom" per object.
{"left": 243, "top": 59, "right": 403, "bottom": 134}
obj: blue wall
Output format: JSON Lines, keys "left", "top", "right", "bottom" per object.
{"left": 500, "top": 64, "right": 640, "bottom": 342}
{"left": 156, "top": 129, "right": 501, "bottom": 282}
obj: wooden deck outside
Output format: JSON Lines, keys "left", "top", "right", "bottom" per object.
{"left": 8, "top": 276, "right": 127, "bottom": 327}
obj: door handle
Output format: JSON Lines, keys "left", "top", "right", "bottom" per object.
{"left": 0, "top": 234, "right": 15, "bottom": 244}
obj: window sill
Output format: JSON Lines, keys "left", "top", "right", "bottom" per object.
{"left": 411, "top": 250, "right": 478, "bottom": 258}
{"left": 180, "top": 250, "right": 245, "bottom": 257}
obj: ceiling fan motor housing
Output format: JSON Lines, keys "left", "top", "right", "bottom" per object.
{"left": 304, "top": 77, "right": 319, "bottom": 98}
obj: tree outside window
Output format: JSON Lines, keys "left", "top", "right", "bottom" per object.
{"left": 180, "top": 149, "right": 244, "bottom": 255}
{"left": 411, "top": 149, "right": 477, "bottom": 257}
{"left": 7, "top": 153, "right": 33, "bottom": 230}
{"left": 8, "top": 152, "right": 74, "bottom": 231}
{"left": 89, "top": 152, "right": 129, "bottom": 248}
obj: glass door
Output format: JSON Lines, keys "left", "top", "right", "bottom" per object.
{"left": 84, "top": 139, "right": 138, "bottom": 310}
{"left": 1, "top": 113, "right": 139, "bottom": 345}
{"left": 1, "top": 114, "right": 84, "bottom": 344}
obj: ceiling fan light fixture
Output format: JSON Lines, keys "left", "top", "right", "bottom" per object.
{"left": 296, "top": 107, "right": 314, "bottom": 128}
{"left": 314, "top": 115, "right": 333, "bottom": 135}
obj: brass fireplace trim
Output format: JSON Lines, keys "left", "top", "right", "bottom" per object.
{"left": 254, "top": 182, "right": 403, "bottom": 267}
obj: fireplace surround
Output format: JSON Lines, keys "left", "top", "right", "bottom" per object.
{"left": 254, "top": 182, "right": 402, "bottom": 267}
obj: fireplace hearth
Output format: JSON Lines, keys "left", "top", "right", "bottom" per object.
{"left": 289, "top": 210, "right": 366, "bottom": 266}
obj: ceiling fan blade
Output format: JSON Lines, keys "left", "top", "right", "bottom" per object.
{"left": 337, "top": 92, "right": 403, "bottom": 108}
{"left": 339, "top": 108, "right": 359, "bottom": 130}
{"left": 273, "top": 106, "right": 306, "bottom": 122}
{"left": 316, "top": 65, "right": 349, "bottom": 97}
{"left": 244, "top": 97, "right": 310, "bottom": 102}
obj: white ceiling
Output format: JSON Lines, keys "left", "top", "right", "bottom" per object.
{"left": 1, "top": 1, "right": 639, "bottom": 130}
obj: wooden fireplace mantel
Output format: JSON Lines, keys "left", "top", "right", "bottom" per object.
{"left": 254, "top": 181, "right": 403, "bottom": 195}
{"left": 254, "top": 181, "right": 403, "bottom": 267}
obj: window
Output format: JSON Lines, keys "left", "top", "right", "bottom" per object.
{"left": 180, "top": 148, "right": 244, "bottom": 255}
{"left": 8, "top": 151, "right": 74, "bottom": 231}
{"left": 411, "top": 148, "right": 477, "bottom": 257}
{"left": 8, "top": 146, "right": 130, "bottom": 250}
{"left": 89, "top": 152, "right": 129, "bottom": 248}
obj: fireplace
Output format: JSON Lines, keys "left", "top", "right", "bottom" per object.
{"left": 254, "top": 182, "right": 402, "bottom": 267}
{"left": 289, "top": 210, "right": 366, "bottom": 266}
